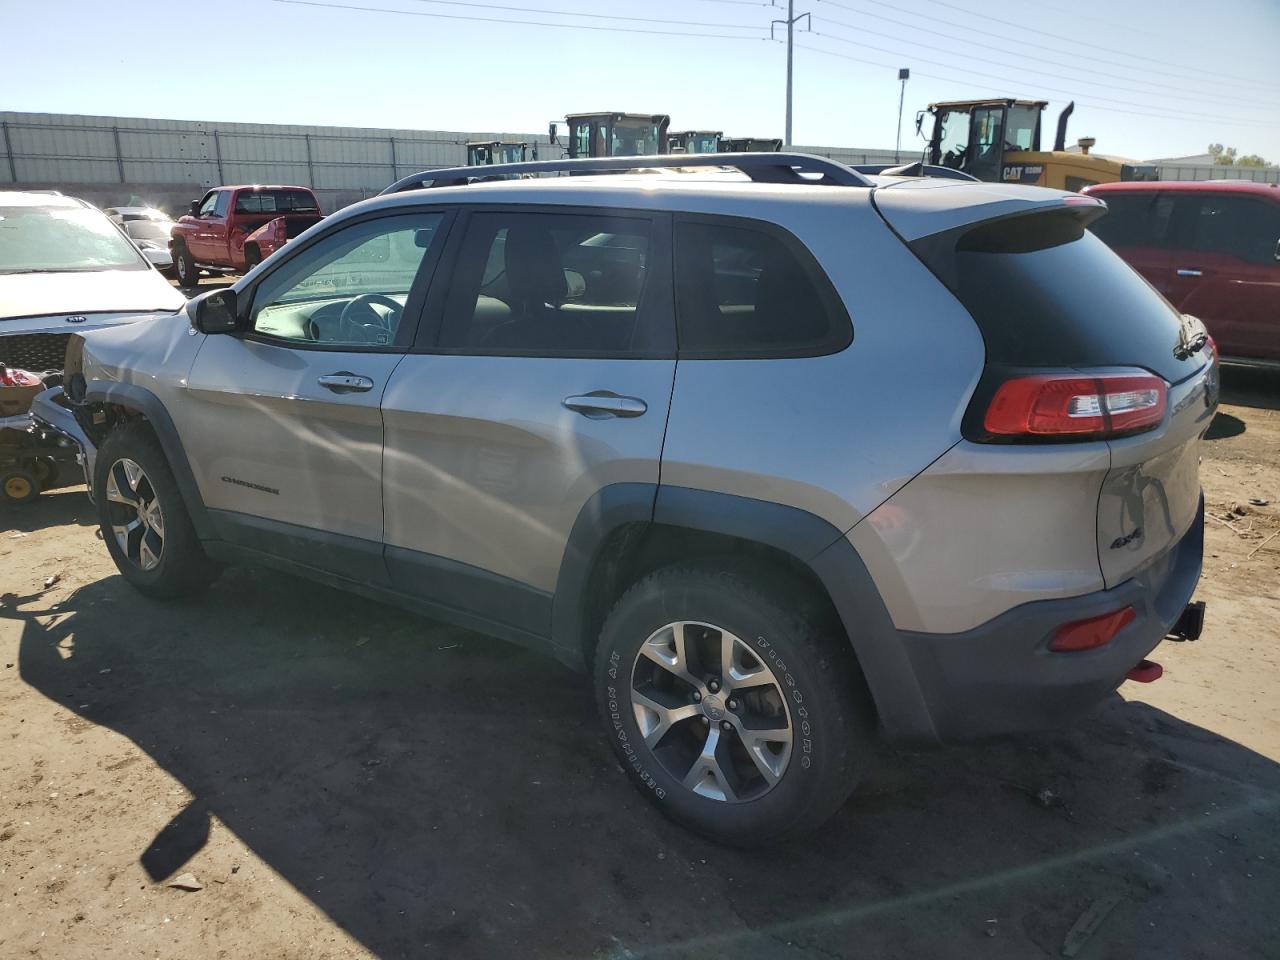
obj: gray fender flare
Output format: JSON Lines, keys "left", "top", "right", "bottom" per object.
{"left": 552, "top": 483, "right": 938, "bottom": 744}
{"left": 85, "top": 381, "right": 214, "bottom": 540}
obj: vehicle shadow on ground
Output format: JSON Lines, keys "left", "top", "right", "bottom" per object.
{"left": 1219, "top": 366, "right": 1280, "bottom": 411}
{"left": 8, "top": 568, "right": 1279, "bottom": 960}
{"left": 0, "top": 486, "right": 95, "bottom": 534}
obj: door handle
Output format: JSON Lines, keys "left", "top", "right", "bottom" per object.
{"left": 563, "top": 393, "right": 647, "bottom": 419}
{"left": 318, "top": 372, "right": 375, "bottom": 393}
{"left": 1176, "top": 268, "right": 1203, "bottom": 278}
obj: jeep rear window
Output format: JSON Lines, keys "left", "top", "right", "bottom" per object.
{"left": 673, "top": 217, "right": 851, "bottom": 359}
{"left": 235, "top": 190, "right": 319, "bottom": 214}
{"left": 912, "top": 209, "right": 1190, "bottom": 383}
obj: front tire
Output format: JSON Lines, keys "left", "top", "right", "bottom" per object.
{"left": 172, "top": 244, "right": 200, "bottom": 287}
{"left": 94, "top": 422, "right": 215, "bottom": 598}
{"left": 593, "top": 562, "right": 872, "bottom": 845}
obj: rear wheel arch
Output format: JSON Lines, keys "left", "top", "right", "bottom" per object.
{"left": 554, "top": 484, "right": 939, "bottom": 743}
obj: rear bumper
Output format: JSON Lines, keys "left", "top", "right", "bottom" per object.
{"left": 898, "top": 496, "right": 1204, "bottom": 742}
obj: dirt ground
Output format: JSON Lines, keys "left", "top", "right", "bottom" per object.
{"left": 1, "top": 368, "right": 1277, "bottom": 960}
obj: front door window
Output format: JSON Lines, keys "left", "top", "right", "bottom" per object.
{"left": 248, "top": 213, "right": 445, "bottom": 348}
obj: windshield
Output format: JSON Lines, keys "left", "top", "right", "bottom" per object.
{"left": 0, "top": 204, "right": 147, "bottom": 274}
{"left": 688, "top": 134, "right": 719, "bottom": 154}
{"left": 493, "top": 144, "right": 525, "bottom": 164}
{"left": 611, "top": 119, "right": 662, "bottom": 157}
{"left": 235, "top": 190, "right": 319, "bottom": 214}
{"left": 124, "top": 220, "right": 173, "bottom": 242}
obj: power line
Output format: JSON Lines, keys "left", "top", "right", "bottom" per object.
{"left": 794, "top": 41, "right": 1274, "bottom": 130}
{"left": 272, "top": 0, "right": 772, "bottom": 39}
{"left": 814, "top": 0, "right": 1280, "bottom": 95}
{"left": 806, "top": 30, "right": 1271, "bottom": 127}
{"left": 397, "top": 0, "right": 768, "bottom": 30}
{"left": 809, "top": 4, "right": 1280, "bottom": 109}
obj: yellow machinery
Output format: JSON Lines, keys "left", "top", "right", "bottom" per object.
{"left": 921, "top": 99, "right": 1156, "bottom": 190}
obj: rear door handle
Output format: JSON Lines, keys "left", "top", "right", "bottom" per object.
{"left": 1176, "top": 268, "right": 1203, "bottom": 277}
{"left": 563, "top": 393, "right": 647, "bottom": 418}
{"left": 318, "top": 372, "right": 375, "bottom": 393}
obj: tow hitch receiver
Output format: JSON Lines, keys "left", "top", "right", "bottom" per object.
{"left": 1126, "top": 659, "right": 1163, "bottom": 683}
{"left": 1166, "top": 601, "right": 1206, "bottom": 642}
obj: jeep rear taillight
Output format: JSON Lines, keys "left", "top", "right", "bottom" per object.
{"left": 982, "top": 372, "right": 1167, "bottom": 441}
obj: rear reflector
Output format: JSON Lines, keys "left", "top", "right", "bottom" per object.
{"left": 1050, "top": 606, "right": 1136, "bottom": 652}
{"left": 983, "top": 372, "right": 1167, "bottom": 440}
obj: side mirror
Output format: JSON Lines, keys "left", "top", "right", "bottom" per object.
{"left": 915, "top": 111, "right": 925, "bottom": 137}
{"left": 188, "top": 288, "right": 239, "bottom": 335}
{"left": 189, "top": 200, "right": 200, "bottom": 216}
{"left": 548, "top": 122, "right": 558, "bottom": 145}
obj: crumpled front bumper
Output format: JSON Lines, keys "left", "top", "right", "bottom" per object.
{"left": 29, "top": 386, "right": 97, "bottom": 498}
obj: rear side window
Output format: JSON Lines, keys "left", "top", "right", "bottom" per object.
{"left": 435, "top": 210, "right": 672, "bottom": 357}
{"left": 673, "top": 218, "right": 851, "bottom": 358}
{"left": 913, "top": 209, "right": 1190, "bottom": 383}
{"left": 1180, "top": 195, "right": 1280, "bottom": 265}
{"left": 1089, "top": 192, "right": 1173, "bottom": 248}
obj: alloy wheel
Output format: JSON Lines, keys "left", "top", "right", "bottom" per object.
{"left": 104, "top": 458, "right": 165, "bottom": 571}
{"left": 630, "top": 620, "right": 793, "bottom": 802}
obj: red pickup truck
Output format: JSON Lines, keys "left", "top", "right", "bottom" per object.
{"left": 169, "top": 184, "right": 323, "bottom": 286}
{"left": 1085, "top": 180, "right": 1280, "bottom": 367}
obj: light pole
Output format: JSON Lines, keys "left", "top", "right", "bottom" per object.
{"left": 773, "top": 2, "right": 810, "bottom": 146}
{"left": 895, "top": 68, "right": 910, "bottom": 163}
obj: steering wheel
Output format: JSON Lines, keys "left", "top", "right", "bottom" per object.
{"left": 340, "top": 293, "right": 402, "bottom": 344}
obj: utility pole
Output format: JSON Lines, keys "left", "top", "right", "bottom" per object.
{"left": 895, "top": 68, "right": 910, "bottom": 163}
{"left": 773, "top": 2, "right": 809, "bottom": 147}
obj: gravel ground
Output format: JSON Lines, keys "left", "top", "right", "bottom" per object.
{"left": 1, "top": 368, "right": 1277, "bottom": 960}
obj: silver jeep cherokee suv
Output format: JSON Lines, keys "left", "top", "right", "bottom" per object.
{"left": 36, "top": 154, "right": 1216, "bottom": 844}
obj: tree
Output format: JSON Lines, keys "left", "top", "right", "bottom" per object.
{"left": 1207, "top": 143, "right": 1238, "bottom": 165}
{"left": 1237, "top": 154, "right": 1271, "bottom": 168}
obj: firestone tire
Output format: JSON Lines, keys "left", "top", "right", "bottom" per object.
{"left": 173, "top": 244, "right": 200, "bottom": 288}
{"left": 94, "top": 422, "right": 217, "bottom": 599}
{"left": 593, "top": 562, "right": 873, "bottom": 846}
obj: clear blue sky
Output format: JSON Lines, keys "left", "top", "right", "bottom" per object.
{"left": 2, "top": 0, "right": 1277, "bottom": 162}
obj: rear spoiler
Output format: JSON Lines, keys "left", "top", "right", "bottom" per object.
{"left": 870, "top": 181, "right": 1105, "bottom": 242}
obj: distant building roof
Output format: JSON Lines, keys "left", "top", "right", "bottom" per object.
{"left": 1149, "top": 153, "right": 1219, "bottom": 164}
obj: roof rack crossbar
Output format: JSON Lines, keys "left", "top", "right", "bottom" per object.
{"left": 378, "top": 152, "right": 874, "bottom": 194}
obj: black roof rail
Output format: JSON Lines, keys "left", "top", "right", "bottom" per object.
{"left": 378, "top": 152, "right": 874, "bottom": 195}
{"left": 850, "top": 162, "right": 980, "bottom": 182}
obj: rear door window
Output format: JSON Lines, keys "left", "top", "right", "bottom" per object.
{"left": 434, "top": 210, "right": 673, "bottom": 357}
{"left": 1179, "top": 195, "right": 1280, "bottom": 265}
{"left": 673, "top": 217, "right": 851, "bottom": 358}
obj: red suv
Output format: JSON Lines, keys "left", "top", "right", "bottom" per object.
{"left": 1084, "top": 180, "right": 1280, "bottom": 367}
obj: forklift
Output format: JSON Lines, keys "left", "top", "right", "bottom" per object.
{"left": 920, "top": 99, "right": 1156, "bottom": 190}
{"left": 551, "top": 113, "right": 671, "bottom": 159}
{"left": 720, "top": 137, "right": 783, "bottom": 153}
{"left": 466, "top": 141, "right": 534, "bottom": 166}
{"left": 668, "top": 130, "right": 723, "bottom": 154}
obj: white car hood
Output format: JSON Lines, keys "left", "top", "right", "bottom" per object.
{"left": 0, "top": 268, "right": 185, "bottom": 322}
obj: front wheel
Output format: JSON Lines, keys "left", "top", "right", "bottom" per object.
{"left": 172, "top": 244, "right": 200, "bottom": 287}
{"left": 94, "top": 422, "right": 216, "bottom": 598}
{"left": 594, "top": 563, "right": 872, "bottom": 845}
